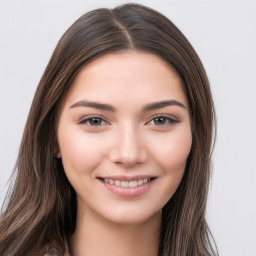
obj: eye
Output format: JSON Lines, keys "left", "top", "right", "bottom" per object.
{"left": 79, "top": 116, "right": 109, "bottom": 126}
{"left": 147, "top": 115, "right": 179, "bottom": 126}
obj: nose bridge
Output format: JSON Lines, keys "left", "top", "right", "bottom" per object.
{"left": 109, "top": 122, "right": 147, "bottom": 165}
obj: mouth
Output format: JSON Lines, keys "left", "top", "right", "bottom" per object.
{"left": 97, "top": 177, "right": 157, "bottom": 188}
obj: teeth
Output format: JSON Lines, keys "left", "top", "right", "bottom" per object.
{"left": 102, "top": 178, "right": 153, "bottom": 187}
{"left": 129, "top": 180, "right": 137, "bottom": 187}
{"left": 114, "top": 180, "right": 121, "bottom": 186}
{"left": 121, "top": 181, "right": 129, "bottom": 187}
{"left": 138, "top": 179, "right": 143, "bottom": 186}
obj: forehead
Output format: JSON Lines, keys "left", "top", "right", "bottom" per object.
{"left": 64, "top": 51, "right": 187, "bottom": 107}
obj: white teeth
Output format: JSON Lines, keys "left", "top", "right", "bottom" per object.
{"left": 121, "top": 181, "right": 129, "bottom": 187}
{"left": 114, "top": 180, "right": 121, "bottom": 186}
{"left": 129, "top": 180, "right": 137, "bottom": 187}
{"left": 138, "top": 179, "right": 143, "bottom": 186}
{"left": 102, "top": 178, "right": 153, "bottom": 187}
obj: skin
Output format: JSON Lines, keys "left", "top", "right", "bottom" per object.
{"left": 57, "top": 51, "right": 192, "bottom": 256}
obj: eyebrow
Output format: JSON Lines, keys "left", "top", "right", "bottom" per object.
{"left": 70, "top": 100, "right": 116, "bottom": 112}
{"left": 142, "top": 100, "right": 186, "bottom": 111}
{"left": 69, "top": 99, "right": 186, "bottom": 112}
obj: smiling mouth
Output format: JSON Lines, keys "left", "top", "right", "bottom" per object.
{"left": 97, "top": 177, "right": 156, "bottom": 188}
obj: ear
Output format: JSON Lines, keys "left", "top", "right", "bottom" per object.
{"left": 54, "top": 148, "right": 61, "bottom": 158}
{"left": 54, "top": 143, "right": 61, "bottom": 158}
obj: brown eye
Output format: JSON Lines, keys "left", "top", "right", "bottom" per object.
{"left": 147, "top": 115, "right": 179, "bottom": 126}
{"left": 153, "top": 117, "right": 167, "bottom": 125}
{"left": 88, "top": 118, "right": 103, "bottom": 126}
{"left": 79, "top": 116, "right": 109, "bottom": 126}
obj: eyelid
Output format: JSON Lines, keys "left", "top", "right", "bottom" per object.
{"left": 77, "top": 114, "right": 180, "bottom": 127}
{"left": 78, "top": 115, "right": 110, "bottom": 126}
{"left": 146, "top": 114, "right": 180, "bottom": 126}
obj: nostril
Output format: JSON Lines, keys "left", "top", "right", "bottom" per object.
{"left": 108, "top": 147, "right": 147, "bottom": 166}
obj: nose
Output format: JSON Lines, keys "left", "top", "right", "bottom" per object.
{"left": 108, "top": 125, "right": 147, "bottom": 166}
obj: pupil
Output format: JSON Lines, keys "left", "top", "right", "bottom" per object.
{"left": 89, "top": 118, "right": 101, "bottom": 125}
{"left": 155, "top": 117, "right": 165, "bottom": 125}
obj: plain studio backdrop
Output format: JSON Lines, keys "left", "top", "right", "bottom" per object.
{"left": 0, "top": 0, "right": 255, "bottom": 255}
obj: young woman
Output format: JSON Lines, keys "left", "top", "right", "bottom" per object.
{"left": 0, "top": 3, "right": 218, "bottom": 256}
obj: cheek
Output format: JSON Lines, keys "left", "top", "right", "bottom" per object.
{"left": 150, "top": 129, "right": 192, "bottom": 203}
{"left": 58, "top": 126, "right": 106, "bottom": 176}
{"left": 151, "top": 128, "right": 192, "bottom": 168}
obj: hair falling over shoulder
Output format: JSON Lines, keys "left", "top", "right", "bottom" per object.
{"left": 0, "top": 3, "right": 218, "bottom": 256}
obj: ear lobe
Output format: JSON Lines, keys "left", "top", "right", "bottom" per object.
{"left": 54, "top": 147, "right": 61, "bottom": 158}
{"left": 55, "top": 151, "right": 61, "bottom": 158}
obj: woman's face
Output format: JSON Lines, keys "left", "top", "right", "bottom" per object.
{"left": 57, "top": 51, "right": 192, "bottom": 224}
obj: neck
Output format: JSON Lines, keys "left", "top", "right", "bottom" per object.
{"left": 70, "top": 208, "right": 161, "bottom": 256}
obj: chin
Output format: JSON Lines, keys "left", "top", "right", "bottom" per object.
{"left": 100, "top": 207, "right": 162, "bottom": 226}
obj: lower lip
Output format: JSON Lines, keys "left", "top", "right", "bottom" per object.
{"left": 99, "top": 179, "right": 157, "bottom": 197}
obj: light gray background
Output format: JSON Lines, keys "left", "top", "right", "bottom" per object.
{"left": 0, "top": 0, "right": 255, "bottom": 255}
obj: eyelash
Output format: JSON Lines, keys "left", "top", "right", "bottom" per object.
{"left": 146, "top": 115, "right": 179, "bottom": 126}
{"left": 78, "top": 115, "right": 109, "bottom": 127}
{"left": 78, "top": 115, "right": 179, "bottom": 127}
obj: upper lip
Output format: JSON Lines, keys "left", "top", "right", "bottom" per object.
{"left": 97, "top": 175, "right": 157, "bottom": 181}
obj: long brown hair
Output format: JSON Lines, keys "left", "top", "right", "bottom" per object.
{"left": 0, "top": 3, "right": 218, "bottom": 256}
